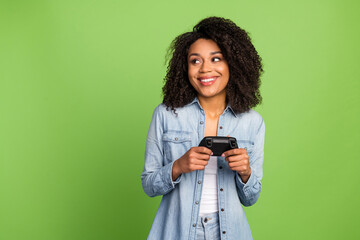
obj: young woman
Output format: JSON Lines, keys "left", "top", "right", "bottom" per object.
{"left": 141, "top": 17, "right": 265, "bottom": 240}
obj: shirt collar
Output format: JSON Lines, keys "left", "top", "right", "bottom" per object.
{"left": 225, "top": 104, "right": 238, "bottom": 118}
{"left": 189, "top": 97, "right": 238, "bottom": 118}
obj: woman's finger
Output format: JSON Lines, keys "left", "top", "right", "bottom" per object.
{"left": 194, "top": 146, "right": 213, "bottom": 155}
{"left": 222, "top": 148, "right": 246, "bottom": 157}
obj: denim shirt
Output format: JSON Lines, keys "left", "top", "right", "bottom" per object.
{"left": 141, "top": 98, "right": 265, "bottom": 240}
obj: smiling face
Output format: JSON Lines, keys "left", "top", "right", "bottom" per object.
{"left": 187, "top": 38, "right": 229, "bottom": 100}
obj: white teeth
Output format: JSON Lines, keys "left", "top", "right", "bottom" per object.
{"left": 200, "top": 78, "right": 216, "bottom": 83}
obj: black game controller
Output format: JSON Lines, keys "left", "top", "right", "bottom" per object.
{"left": 198, "top": 136, "right": 238, "bottom": 156}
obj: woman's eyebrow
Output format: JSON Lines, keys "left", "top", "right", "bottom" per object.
{"left": 188, "top": 51, "right": 222, "bottom": 58}
{"left": 188, "top": 53, "right": 200, "bottom": 57}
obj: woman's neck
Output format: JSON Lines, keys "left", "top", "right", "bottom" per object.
{"left": 198, "top": 94, "right": 227, "bottom": 119}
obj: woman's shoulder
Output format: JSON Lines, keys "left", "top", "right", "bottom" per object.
{"left": 241, "top": 109, "right": 263, "bottom": 119}
{"left": 152, "top": 103, "right": 174, "bottom": 116}
{"left": 152, "top": 102, "right": 196, "bottom": 117}
{"left": 236, "top": 109, "right": 264, "bottom": 125}
{"left": 150, "top": 103, "right": 179, "bottom": 123}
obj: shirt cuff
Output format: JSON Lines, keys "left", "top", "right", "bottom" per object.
{"left": 161, "top": 161, "right": 182, "bottom": 192}
{"left": 236, "top": 170, "right": 256, "bottom": 193}
{"left": 171, "top": 160, "right": 182, "bottom": 185}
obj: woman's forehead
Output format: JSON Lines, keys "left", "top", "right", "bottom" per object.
{"left": 188, "top": 39, "right": 221, "bottom": 56}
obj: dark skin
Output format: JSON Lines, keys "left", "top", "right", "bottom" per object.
{"left": 171, "top": 39, "right": 251, "bottom": 183}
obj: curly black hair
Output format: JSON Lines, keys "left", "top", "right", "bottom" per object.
{"left": 162, "top": 16, "right": 263, "bottom": 114}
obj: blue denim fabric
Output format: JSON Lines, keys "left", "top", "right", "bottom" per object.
{"left": 196, "top": 212, "right": 221, "bottom": 240}
{"left": 141, "top": 98, "right": 265, "bottom": 240}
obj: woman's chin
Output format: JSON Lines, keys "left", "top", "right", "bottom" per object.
{"left": 197, "top": 90, "right": 226, "bottom": 99}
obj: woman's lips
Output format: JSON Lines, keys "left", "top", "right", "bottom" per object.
{"left": 198, "top": 77, "right": 218, "bottom": 86}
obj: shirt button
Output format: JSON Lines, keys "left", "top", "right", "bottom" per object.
{"left": 221, "top": 208, "right": 224, "bottom": 212}
{"left": 219, "top": 166, "right": 223, "bottom": 169}
{"left": 220, "top": 188, "right": 223, "bottom": 191}
{"left": 198, "top": 180, "right": 201, "bottom": 184}
{"left": 219, "top": 126, "right": 223, "bottom": 129}
{"left": 193, "top": 224, "right": 196, "bottom": 227}
{"left": 200, "top": 121, "right": 204, "bottom": 124}
{"left": 175, "top": 137, "right": 178, "bottom": 141}
{"left": 222, "top": 231, "right": 226, "bottom": 234}
{"left": 195, "top": 201, "right": 199, "bottom": 204}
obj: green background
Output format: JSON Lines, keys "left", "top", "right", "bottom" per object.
{"left": 1, "top": 0, "right": 359, "bottom": 239}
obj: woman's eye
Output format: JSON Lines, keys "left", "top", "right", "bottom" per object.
{"left": 212, "top": 57, "right": 221, "bottom": 62}
{"left": 190, "top": 59, "right": 200, "bottom": 64}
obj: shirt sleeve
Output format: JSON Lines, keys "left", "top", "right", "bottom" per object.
{"left": 141, "top": 106, "right": 182, "bottom": 197}
{"left": 235, "top": 117, "right": 265, "bottom": 206}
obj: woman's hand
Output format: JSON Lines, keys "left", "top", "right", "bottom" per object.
{"left": 222, "top": 148, "right": 251, "bottom": 183}
{"left": 172, "top": 147, "right": 213, "bottom": 181}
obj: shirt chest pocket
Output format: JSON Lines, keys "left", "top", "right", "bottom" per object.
{"left": 162, "top": 131, "right": 193, "bottom": 164}
{"left": 237, "top": 139, "right": 255, "bottom": 159}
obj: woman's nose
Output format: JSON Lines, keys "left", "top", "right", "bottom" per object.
{"left": 200, "top": 60, "right": 212, "bottom": 72}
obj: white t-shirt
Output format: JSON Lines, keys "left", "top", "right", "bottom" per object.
{"left": 199, "top": 156, "right": 218, "bottom": 216}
